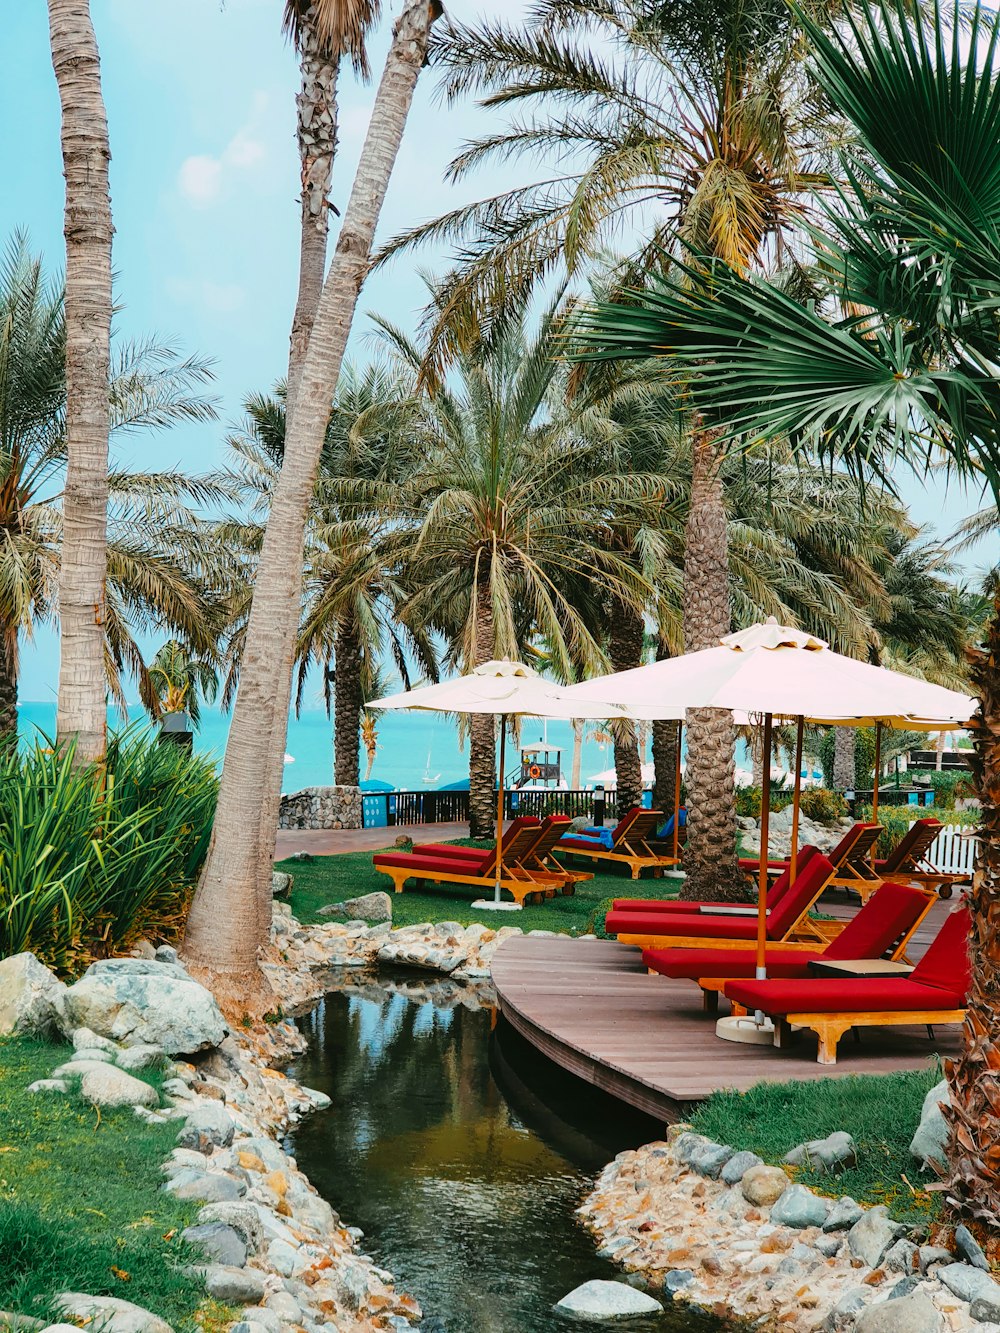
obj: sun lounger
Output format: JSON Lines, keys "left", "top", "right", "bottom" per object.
{"left": 739, "top": 822, "right": 883, "bottom": 901}
{"left": 556, "top": 806, "right": 677, "bottom": 879}
{"left": 723, "top": 904, "right": 970, "bottom": 1063}
{"left": 414, "top": 815, "right": 589, "bottom": 894}
{"left": 373, "top": 819, "right": 557, "bottom": 906}
{"left": 873, "top": 816, "right": 969, "bottom": 898}
{"left": 610, "top": 846, "right": 821, "bottom": 917}
{"left": 605, "top": 851, "right": 839, "bottom": 949}
{"left": 643, "top": 880, "right": 936, "bottom": 1011}
{"left": 414, "top": 815, "right": 541, "bottom": 862}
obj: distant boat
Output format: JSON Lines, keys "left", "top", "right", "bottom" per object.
{"left": 284, "top": 753, "right": 295, "bottom": 765}
{"left": 421, "top": 748, "right": 441, "bottom": 785}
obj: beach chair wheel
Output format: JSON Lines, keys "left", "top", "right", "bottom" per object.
{"left": 939, "top": 885, "right": 953, "bottom": 900}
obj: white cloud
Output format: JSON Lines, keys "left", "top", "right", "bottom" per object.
{"left": 178, "top": 154, "right": 224, "bottom": 206}
{"left": 176, "top": 95, "right": 274, "bottom": 208}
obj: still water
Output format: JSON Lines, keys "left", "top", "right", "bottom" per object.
{"left": 289, "top": 975, "right": 722, "bottom": 1332}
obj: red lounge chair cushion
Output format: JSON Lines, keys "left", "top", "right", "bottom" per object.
{"left": 823, "top": 881, "right": 929, "bottom": 961}
{"left": 609, "top": 806, "right": 644, "bottom": 841}
{"left": 909, "top": 905, "right": 972, "bottom": 994}
{"left": 612, "top": 848, "right": 820, "bottom": 915}
{"left": 874, "top": 818, "right": 942, "bottom": 873}
{"left": 643, "top": 946, "right": 824, "bottom": 980}
{"left": 416, "top": 845, "right": 492, "bottom": 862}
{"left": 724, "top": 976, "right": 967, "bottom": 1016}
{"left": 372, "top": 853, "right": 490, "bottom": 877}
{"left": 738, "top": 859, "right": 790, "bottom": 872}
{"left": 560, "top": 836, "right": 614, "bottom": 851}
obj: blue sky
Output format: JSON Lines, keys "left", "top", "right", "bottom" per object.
{"left": 1, "top": 0, "right": 987, "bottom": 705}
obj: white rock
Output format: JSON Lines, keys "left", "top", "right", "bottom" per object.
{"left": 0, "top": 953, "right": 66, "bottom": 1036}
{"left": 55, "top": 1295, "right": 172, "bottom": 1333}
{"left": 80, "top": 1065, "right": 160, "bottom": 1109}
{"left": 554, "top": 1280, "right": 663, "bottom": 1320}
{"left": 910, "top": 1079, "right": 950, "bottom": 1171}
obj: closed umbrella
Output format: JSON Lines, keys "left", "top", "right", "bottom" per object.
{"left": 369, "top": 660, "right": 628, "bottom": 909}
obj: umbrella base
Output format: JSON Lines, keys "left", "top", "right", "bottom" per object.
{"left": 716, "top": 1014, "right": 775, "bottom": 1046}
{"left": 661, "top": 870, "right": 686, "bottom": 880}
{"left": 471, "top": 899, "right": 523, "bottom": 912}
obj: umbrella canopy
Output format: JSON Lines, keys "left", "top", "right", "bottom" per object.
{"left": 562, "top": 620, "right": 975, "bottom": 729}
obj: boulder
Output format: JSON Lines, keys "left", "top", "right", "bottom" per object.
{"left": 176, "top": 1103, "right": 236, "bottom": 1152}
{"left": 823, "top": 1197, "right": 865, "bottom": 1233}
{"left": 688, "top": 1141, "right": 734, "bottom": 1179}
{"left": 721, "top": 1150, "right": 762, "bottom": 1185}
{"left": 824, "top": 1289, "right": 869, "bottom": 1332}
{"left": 181, "top": 1221, "right": 247, "bottom": 1267}
{"left": 785, "top": 1131, "right": 857, "bottom": 1175}
{"left": 164, "top": 1169, "right": 245, "bottom": 1204}
{"left": 200, "top": 1267, "right": 266, "bottom": 1305}
{"left": 271, "top": 872, "right": 293, "bottom": 898}
{"left": 196, "top": 1204, "right": 263, "bottom": 1254}
{"left": 884, "top": 1238, "right": 919, "bottom": 1274}
{"left": 847, "top": 1206, "right": 906, "bottom": 1268}
{"left": 917, "top": 1245, "right": 953, "bottom": 1273}
{"left": 317, "top": 892, "right": 392, "bottom": 923}
{"left": 954, "top": 1223, "right": 989, "bottom": 1270}
{"left": 0, "top": 953, "right": 65, "bottom": 1037}
{"left": 909, "top": 1079, "right": 950, "bottom": 1171}
{"left": 54, "top": 1296, "right": 172, "bottom": 1333}
{"left": 770, "top": 1184, "right": 830, "bottom": 1229}
{"left": 71, "top": 1027, "right": 119, "bottom": 1054}
{"left": 741, "top": 1164, "right": 790, "bottom": 1206}
{"left": 54, "top": 959, "right": 227, "bottom": 1055}
{"left": 855, "top": 1291, "right": 942, "bottom": 1333}
{"left": 936, "top": 1263, "right": 1000, "bottom": 1304}
{"left": 971, "top": 1293, "right": 1000, "bottom": 1325}
{"left": 79, "top": 1065, "right": 159, "bottom": 1109}
{"left": 554, "top": 1280, "right": 663, "bottom": 1321}
{"left": 115, "top": 1044, "right": 166, "bottom": 1072}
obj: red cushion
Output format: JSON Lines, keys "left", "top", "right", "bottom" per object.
{"left": 724, "top": 976, "right": 966, "bottom": 1016}
{"left": 910, "top": 905, "right": 971, "bottom": 996}
{"left": 560, "top": 836, "right": 611, "bottom": 851}
{"left": 643, "top": 945, "right": 823, "bottom": 980}
{"left": 738, "top": 859, "right": 790, "bottom": 871}
{"left": 607, "top": 910, "right": 760, "bottom": 939}
{"left": 372, "top": 853, "right": 489, "bottom": 877}
{"left": 612, "top": 847, "right": 819, "bottom": 916}
{"left": 415, "top": 844, "right": 492, "bottom": 862}
{"left": 768, "top": 853, "right": 833, "bottom": 937}
{"left": 610, "top": 806, "right": 644, "bottom": 841}
{"left": 824, "top": 881, "right": 929, "bottom": 961}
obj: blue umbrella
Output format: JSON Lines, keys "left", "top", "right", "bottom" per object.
{"left": 360, "top": 778, "right": 394, "bottom": 792}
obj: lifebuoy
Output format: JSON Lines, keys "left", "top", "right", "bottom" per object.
{"left": 529, "top": 764, "right": 542, "bottom": 779}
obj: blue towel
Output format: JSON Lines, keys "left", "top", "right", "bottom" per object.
{"left": 572, "top": 828, "right": 616, "bottom": 849}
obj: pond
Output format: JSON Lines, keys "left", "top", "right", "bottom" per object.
{"left": 289, "top": 973, "right": 724, "bottom": 1332}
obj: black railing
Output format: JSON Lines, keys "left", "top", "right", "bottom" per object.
{"left": 364, "top": 787, "right": 620, "bottom": 829}
{"left": 847, "top": 787, "right": 935, "bottom": 815}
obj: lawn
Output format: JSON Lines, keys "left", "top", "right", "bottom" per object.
{"left": 691, "top": 1067, "right": 944, "bottom": 1227}
{"left": 0, "top": 1037, "right": 212, "bottom": 1329}
{"left": 277, "top": 843, "right": 684, "bottom": 934}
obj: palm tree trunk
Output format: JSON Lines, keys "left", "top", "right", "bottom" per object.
{"left": 0, "top": 630, "right": 17, "bottom": 747}
{"left": 469, "top": 584, "right": 496, "bottom": 840}
{"left": 571, "top": 719, "right": 583, "bottom": 789}
{"left": 47, "top": 0, "right": 113, "bottom": 766}
{"left": 680, "top": 429, "right": 746, "bottom": 901}
{"left": 651, "top": 640, "right": 676, "bottom": 813}
{"left": 182, "top": 0, "right": 435, "bottom": 1004}
{"left": 333, "top": 614, "right": 362, "bottom": 786}
{"left": 833, "top": 726, "right": 855, "bottom": 789}
{"left": 752, "top": 739, "right": 765, "bottom": 789}
{"left": 945, "top": 595, "right": 1000, "bottom": 1221}
{"left": 609, "top": 598, "right": 644, "bottom": 815}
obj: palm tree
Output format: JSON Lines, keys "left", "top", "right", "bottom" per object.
{"left": 0, "top": 235, "right": 221, "bottom": 740}
{"left": 570, "top": 0, "right": 1000, "bottom": 1218}
{"left": 147, "top": 641, "right": 219, "bottom": 727}
{"left": 216, "top": 368, "right": 436, "bottom": 786}
{"left": 382, "top": 0, "right": 842, "bottom": 896}
{"left": 183, "top": 0, "right": 441, "bottom": 1004}
{"left": 46, "top": 0, "right": 114, "bottom": 765}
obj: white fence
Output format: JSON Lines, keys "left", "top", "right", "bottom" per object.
{"left": 920, "top": 821, "right": 978, "bottom": 876}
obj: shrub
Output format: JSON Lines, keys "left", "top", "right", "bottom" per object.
{"left": 905, "top": 769, "right": 974, "bottom": 810}
{"left": 0, "top": 730, "right": 218, "bottom": 973}
{"left": 857, "top": 804, "right": 979, "bottom": 858}
{"left": 797, "top": 787, "right": 847, "bottom": 823}
{"left": 735, "top": 786, "right": 794, "bottom": 818}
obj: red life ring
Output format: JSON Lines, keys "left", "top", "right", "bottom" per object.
{"left": 528, "top": 764, "right": 542, "bottom": 779}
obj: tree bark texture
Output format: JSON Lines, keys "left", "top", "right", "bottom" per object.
{"left": 571, "top": 719, "right": 583, "bottom": 789}
{"left": 333, "top": 614, "right": 362, "bottom": 786}
{"left": 651, "top": 640, "right": 677, "bottom": 814}
{"left": 468, "top": 581, "right": 497, "bottom": 840}
{"left": 183, "top": 0, "right": 434, "bottom": 1000}
{"left": 945, "top": 595, "right": 1000, "bottom": 1223}
{"left": 0, "top": 629, "right": 18, "bottom": 746}
{"left": 833, "top": 726, "right": 856, "bottom": 790}
{"left": 48, "top": 0, "right": 113, "bottom": 766}
{"left": 609, "top": 598, "right": 644, "bottom": 816}
{"left": 680, "top": 429, "right": 747, "bottom": 901}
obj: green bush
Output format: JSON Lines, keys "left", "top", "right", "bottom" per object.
{"left": 905, "top": 769, "right": 974, "bottom": 810}
{"left": 0, "top": 730, "right": 217, "bottom": 973}
{"left": 735, "top": 786, "right": 794, "bottom": 818}
{"left": 797, "top": 787, "right": 847, "bottom": 823}
{"left": 857, "top": 804, "right": 979, "bottom": 858}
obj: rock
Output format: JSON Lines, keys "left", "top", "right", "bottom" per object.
{"left": 825, "top": 1289, "right": 869, "bottom": 1331}
{"left": 238, "top": 1313, "right": 281, "bottom": 1333}
{"left": 272, "top": 872, "right": 293, "bottom": 898}
{"left": 196, "top": 1204, "right": 263, "bottom": 1254}
{"left": 72, "top": 1047, "right": 114, "bottom": 1063}
{"left": 164, "top": 1169, "right": 245, "bottom": 1203}
{"left": 176, "top": 1103, "right": 236, "bottom": 1152}
{"left": 278, "top": 785, "right": 361, "bottom": 831}
{"left": 663, "top": 1270, "right": 694, "bottom": 1293}
{"left": 267, "top": 1239, "right": 308, "bottom": 1278}
{"left": 71, "top": 1027, "right": 119, "bottom": 1054}
{"left": 115, "top": 1044, "right": 166, "bottom": 1072}
{"left": 937, "top": 1263, "right": 1000, "bottom": 1304}
{"left": 317, "top": 892, "right": 391, "bottom": 923}
{"left": 154, "top": 946, "right": 178, "bottom": 965}
{"left": 971, "top": 1294, "right": 1000, "bottom": 1324}
{"left": 27, "top": 1079, "right": 67, "bottom": 1095}
{"left": 688, "top": 1141, "right": 734, "bottom": 1179}
{"left": 181, "top": 1221, "right": 247, "bottom": 1267}
{"left": 553, "top": 1280, "right": 663, "bottom": 1321}
{"left": 0, "top": 953, "right": 66, "bottom": 1036}
{"left": 721, "top": 1150, "right": 762, "bottom": 1185}
{"left": 79, "top": 1066, "right": 159, "bottom": 1109}
{"left": 918, "top": 1245, "right": 953, "bottom": 1273}
{"left": 770, "top": 1184, "right": 830, "bottom": 1229}
{"left": 815, "top": 1234, "right": 842, "bottom": 1259}
{"left": 910, "top": 1079, "right": 950, "bottom": 1171}
{"left": 888, "top": 1275, "right": 922, "bottom": 1300}
{"left": 54, "top": 1295, "right": 172, "bottom": 1333}
{"left": 261, "top": 1293, "right": 301, "bottom": 1323}
{"left": 785, "top": 1131, "right": 857, "bottom": 1174}
{"left": 954, "top": 1223, "right": 989, "bottom": 1270}
{"left": 823, "top": 1197, "right": 866, "bottom": 1233}
{"left": 54, "top": 959, "right": 227, "bottom": 1055}
{"left": 884, "top": 1238, "right": 919, "bottom": 1273}
{"left": 741, "top": 1163, "right": 790, "bottom": 1206}
{"left": 200, "top": 1266, "right": 266, "bottom": 1305}
{"left": 855, "top": 1291, "right": 942, "bottom": 1333}
{"left": 847, "top": 1206, "right": 906, "bottom": 1268}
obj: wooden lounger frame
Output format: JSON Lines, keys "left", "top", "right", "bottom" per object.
{"left": 560, "top": 840, "right": 678, "bottom": 880}
{"left": 374, "top": 861, "right": 566, "bottom": 906}
{"left": 773, "top": 1009, "right": 965, "bottom": 1065}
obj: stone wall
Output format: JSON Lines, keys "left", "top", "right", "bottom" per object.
{"left": 277, "top": 785, "right": 362, "bottom": 831}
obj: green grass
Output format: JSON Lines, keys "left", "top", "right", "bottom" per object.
{"left": 0, "top": 1037, "right": 211, "bottom": 1328}
{"left": 691, "top": 1067, "right": 943, "bottom": 1227}
{"left": 277, "top": 845, "right": 683, "bottom": 934}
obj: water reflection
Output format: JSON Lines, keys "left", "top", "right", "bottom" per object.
{"left": 290, "top": 973, "right": 721, "bottom": 1333}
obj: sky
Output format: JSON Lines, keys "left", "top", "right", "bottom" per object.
{"left": 1, "top": 1, "right": 990, "bottom": 706}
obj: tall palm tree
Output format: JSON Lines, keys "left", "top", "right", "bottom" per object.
{"left": 382, "top": 0, "right": 841, "bottom": 897}
{"left": 570, "top": 0, "right": 1000, "bottom": 1217}
{"left": 183, "top": 0, "right": 441, "bottom": 1004}
{"left": 0, "top": 235, "right": 221, "bottom": 739}
{"left": 46, "top": 0, "right": 114, "bottom": 765}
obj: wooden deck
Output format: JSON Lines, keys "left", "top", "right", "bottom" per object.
{"left": 491, "top": 925, "right": 962, "bottom": 1122}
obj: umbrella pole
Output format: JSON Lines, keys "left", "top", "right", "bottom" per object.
{"left": 494, "top": 717, "right": 506, "bottom": 904}
{"left": 871, "top": 721, "right": 882, "bottom": 870}
{"left": 755, "top": 712, "right": 773, "bottom": 986}
{"left": 789, "top": 716, "right": 804, "bottom": 887}
{"left": 672, "top": 721, "right": 682, "bottom": 864}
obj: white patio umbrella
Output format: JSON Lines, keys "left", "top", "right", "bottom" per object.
{"left": 562, "top": 618, "right": 976, "bottom": 1032}
{"left": 368, "top": 660, "right": 630, "bottom": 910}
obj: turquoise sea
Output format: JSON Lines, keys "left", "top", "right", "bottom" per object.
{"left": 17, "top": 701, "right": 627, "bottom": 794}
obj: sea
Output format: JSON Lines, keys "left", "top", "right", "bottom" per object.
{"left": 17, "top": 701, "right": 631, "bottom": 794}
